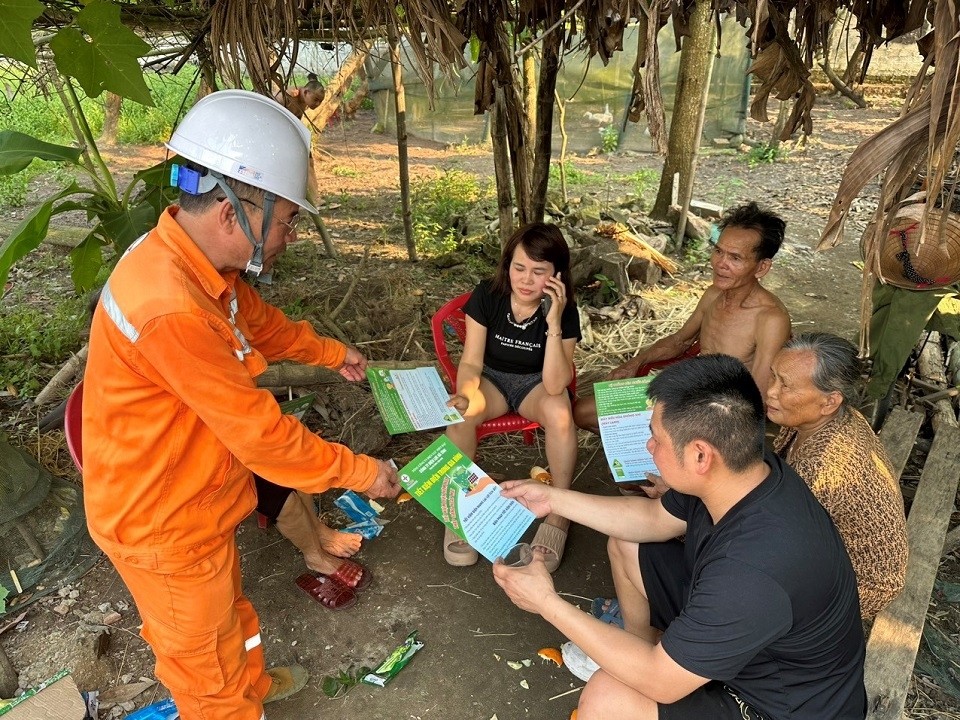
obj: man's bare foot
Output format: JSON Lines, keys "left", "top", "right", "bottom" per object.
{"left": 277, "top": 492, "right": 360, "bottom": 575}
{"left": 316, "top": 522, "right": 362, "bottom": 558}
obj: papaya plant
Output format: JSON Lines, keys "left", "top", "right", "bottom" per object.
{"left": 0, "top": 0, "right": 172, "bottom": 292}
{"left": 0, "top": 115, "right": 174, "bottom": 292}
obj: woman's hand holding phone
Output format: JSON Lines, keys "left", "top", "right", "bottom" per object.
{"left": 542, "top": 272, "right": 564, "bottom": 330}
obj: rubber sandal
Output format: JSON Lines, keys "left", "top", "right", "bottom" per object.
{"left": 590, "top": 597, "right": 624, "bottom": 628}
{"left": 324, "top": 559, "right": 373, "bottom": 591}
{"left": 263, "top": 664, "right": 309, "bottom": 704}
{"left": 443, "top": 526, "right": 479, "bottom": 566}
{"left": 531, "top": 522, "right": 568, "bottom": 573}
{"left": 295, "top": 573, "right": 357, "bottom": 610}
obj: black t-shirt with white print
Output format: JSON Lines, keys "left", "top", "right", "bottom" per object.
{"left": 463, "top": 279, "right": 581, "bottom": 374}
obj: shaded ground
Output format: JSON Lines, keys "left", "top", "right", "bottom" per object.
{"left": 4, "top": 86, "right": 959, "bottom": 719}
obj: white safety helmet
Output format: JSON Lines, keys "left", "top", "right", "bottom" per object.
{"left": 166, "top": 89, "right": 317, "bottom": 275}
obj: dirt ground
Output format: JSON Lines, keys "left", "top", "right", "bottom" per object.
{"left": 3, "top": 85, "right": 959, "bottom": 719}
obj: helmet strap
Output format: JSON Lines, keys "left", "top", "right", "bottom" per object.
{"left": 211, "top": 172, "right": 276, "bottom": 276}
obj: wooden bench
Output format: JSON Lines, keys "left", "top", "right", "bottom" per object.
{"left": 865, "top": 406, "right": 960, "bottom": 718}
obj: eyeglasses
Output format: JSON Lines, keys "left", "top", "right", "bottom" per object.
{"left": 276, "top": 214, "right": 303, "bottom": 237}
{"left": 229, "top": 197, "right": 302, "bottom": 237}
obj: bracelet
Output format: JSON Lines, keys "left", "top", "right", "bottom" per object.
{"left": 545, "top": 330, "right": 562, "bottom": 337}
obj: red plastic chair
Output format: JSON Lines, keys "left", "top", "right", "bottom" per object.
{"left": 65, "top": 381, "right": 84, "bottom": 472}
{"left": 431, "top": 292, "right": 576, "bottom": 445}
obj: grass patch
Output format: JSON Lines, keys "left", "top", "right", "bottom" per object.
{"left": 0, "top": 293, "right": 88, "bottom": 396}
{"left": 744, "top": 143, "right": 786, "bottom": 168}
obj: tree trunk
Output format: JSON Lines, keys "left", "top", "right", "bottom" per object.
{"left": 522, "top": 50, "right": 537, "bottom": 206}
{"left": 651, "top": 0, "right": 715, "bottom": 220}
{"left": 491, "top": 88, "right": 516, "bottom": 246}
{"left": 488, "top": 28, "right": 532, "bottom": 224}
{"left": 387, "top": 24, "right": 417, "bottom": 262}
{"left": 530, "top": 8, "right": 563, "bottom": 223}
{"left": 303, "top": 48, "right": 367, "bottom": 132}
{"left": 101, "top": 93, "right": 120, "bottom": 144}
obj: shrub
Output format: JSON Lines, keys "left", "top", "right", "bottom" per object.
{"left": 408, "top": 170, "right": 492, "bottom": 255}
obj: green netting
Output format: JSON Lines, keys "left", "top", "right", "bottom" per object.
{"left": 368, "top": 16, "right": 750, "bottom": 151}
{"left": 0, "top": 440, "right": 101, "bottom": 617}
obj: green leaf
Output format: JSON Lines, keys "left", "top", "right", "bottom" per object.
{"left": 0, "top": 131, "right": 83, "bottom": 175}
{"left": 49, "top": 0, "right": 153, "bottom": 105}
{"left": 0, "top": 199, "right": 54, "bottom": 291}
{"left": 98, "top": 201, "right": 158, "bottom": 252}
{"left": 0, "top": 583, "right": 7, "bottom": 613}
{"left": 320, "top": 676, "right": 343, "bottom": 698}
{"left": 469, "top": 35, "right": 481, "bottom": 64}
{"left": 0, "top": 0, "right": 44, "bottom": 67}
{"left": 69, "top": 232, "right": 104, "bottom": 292}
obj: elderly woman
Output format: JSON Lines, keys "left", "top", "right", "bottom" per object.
{"left": 766, "top": 333, "right": 908, "bottom": 621}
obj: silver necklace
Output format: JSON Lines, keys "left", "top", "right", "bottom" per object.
{"left": 507, "top": 299, "right": 539, "bottom": 330}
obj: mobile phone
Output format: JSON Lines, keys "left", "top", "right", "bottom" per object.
{"left": 540, "top": 294, "right": 552, "bottom": 316}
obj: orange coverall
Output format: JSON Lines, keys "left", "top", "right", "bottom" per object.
{"left": 83, "top": 207, "right": 378, "bottom": 720}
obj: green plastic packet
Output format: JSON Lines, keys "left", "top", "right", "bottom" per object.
{"left": 361, "top": 631, "right": 424, "bottom": 687}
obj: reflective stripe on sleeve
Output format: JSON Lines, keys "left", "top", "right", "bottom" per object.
{"left": 101, "top": 282, "right": 140, "bottom": 343}
{"left": 245, "top": 633, "right": 262, "bottom": 651}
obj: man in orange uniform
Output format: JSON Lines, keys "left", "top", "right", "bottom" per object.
{"left": 82, "top": 90, "right": 400, "bottom": 720}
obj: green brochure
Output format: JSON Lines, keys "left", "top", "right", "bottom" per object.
{"left": 367, "top": 366, "right": 464, "bottom": 435}
{"left": 397, "top": 436, "right": 534, "bottom": 562}
{"left": 594, "top": 377, "right": 657, "bottom": 482}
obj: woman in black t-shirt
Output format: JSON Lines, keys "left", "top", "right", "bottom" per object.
{"left": 444, "top": 223, "right": 581, "bottom": 571}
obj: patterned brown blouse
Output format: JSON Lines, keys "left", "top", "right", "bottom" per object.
{"left": 774, "top": 408, "right": 908, "bottom": 621}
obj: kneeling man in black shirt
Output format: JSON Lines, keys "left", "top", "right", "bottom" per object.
{"left": 494, "top": 354, "right": 866, "bottom": 719}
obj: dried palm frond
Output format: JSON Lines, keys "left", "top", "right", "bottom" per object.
{"left": 210, "top": 0, "right": 300, "bottom": 94}
{"left": 817, "top": 1, "right": 960, "bottom": 353}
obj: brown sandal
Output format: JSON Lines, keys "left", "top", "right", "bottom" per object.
{"left": 443, "top": 527, "right": 478, "bottom": 566}
{"left": 531, "top": 522, "right": 568, "bottom": 573}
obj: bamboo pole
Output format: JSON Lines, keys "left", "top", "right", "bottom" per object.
{"left": 387, "top": 22, "right": 417, "bottom": 262}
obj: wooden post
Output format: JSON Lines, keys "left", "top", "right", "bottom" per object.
{"left": 491, "top": 88, "right": 515, "bottom": 246}
{"left": 387, "top": 23, "right": 417, "bottom": 262}
{"left": 675, "top": 25, "right": 716, "bottom": 243}
{"left": 651, "top": 0, "right": 714, "bottom": 221}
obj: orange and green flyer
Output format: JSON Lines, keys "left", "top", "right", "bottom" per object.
{"left": 398, "top": 436, "right": 534, "bottom": 562}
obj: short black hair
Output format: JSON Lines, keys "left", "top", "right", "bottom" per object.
{"left": 176, "top": 161, "right": 264, "bottom": 214}
{"left": 718, "top": 201, "right": 786, "bottom": 261}
{"left": 647, "top": 354, "right": 765, "bottom": 472}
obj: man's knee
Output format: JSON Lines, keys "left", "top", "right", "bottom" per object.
{"left": 580, "top": 670, "right": 658, "bottom": 720}
{"left": 573, "top": 395, "right": 599, "bottom": 433}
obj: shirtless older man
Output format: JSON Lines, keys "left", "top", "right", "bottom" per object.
{"left": 574, "top": 202, "right": 792, "bottom": 435}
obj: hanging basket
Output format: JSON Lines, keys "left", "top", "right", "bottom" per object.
{"left": 877, "top": 205, "right": 960, "bottom": 290}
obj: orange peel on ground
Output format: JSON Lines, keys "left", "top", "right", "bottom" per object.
{"left": 537, "top": 647, "right": 563, "bottom": 666}
{"left": 396, "top": 492, "right": 413, "bottom": 503}
{"left": 530, "top": 466, "right": 553, "bottom": 485}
